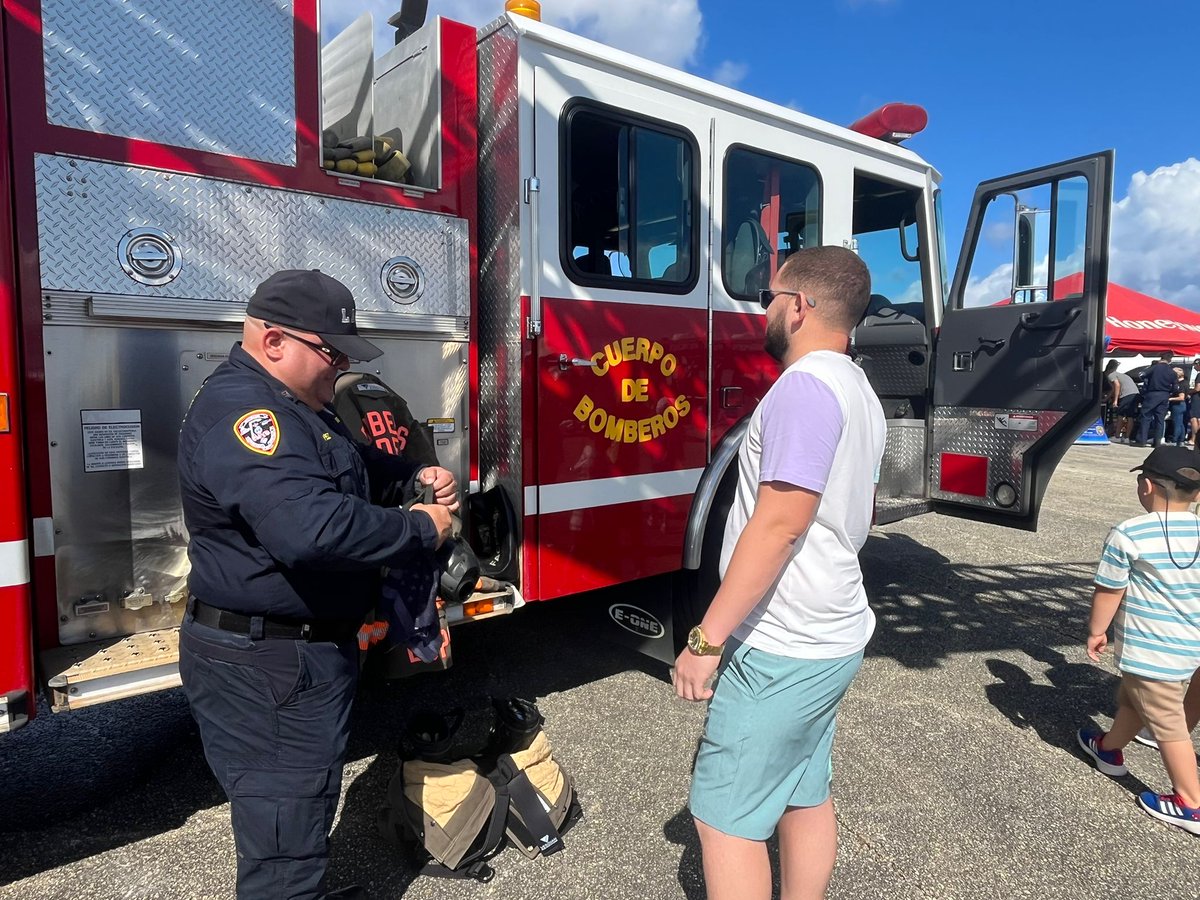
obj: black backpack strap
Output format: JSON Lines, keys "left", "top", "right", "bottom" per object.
{"left": 496, "top": 758, "right": 565, "bottom": 858}
{"left": 415, "top": 858, "right": 497, "bottom": 883}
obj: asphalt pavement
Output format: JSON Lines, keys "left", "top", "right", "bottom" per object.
{"left": 2, "top": 441, "right": 1198, "bottom": 899}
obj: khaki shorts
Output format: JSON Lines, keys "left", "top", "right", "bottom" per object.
{"left": 1118, "top": 674, "right": 1191, "bottom": 743}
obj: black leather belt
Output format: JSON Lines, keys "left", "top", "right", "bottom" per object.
{"left": 190, "top": 598, "right": 359, "bottom": 643}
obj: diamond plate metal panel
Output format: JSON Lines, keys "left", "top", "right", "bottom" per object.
{"left": 43, "top": 0, "right": 296, "bottom": 165}
{"left": 477, "top": 25, "right": 524, "bottom": 515}
{"left": 35, "top": 156, "right": 468, "bottom": 319}
{"left": 860, "top": 345, "right": 928, "bottom": 397}
{"left": 929, "top": 408, "right": 1065, "bottom": 511}
{"left": 878, "top": 419, "right": 926, "bottom": 501}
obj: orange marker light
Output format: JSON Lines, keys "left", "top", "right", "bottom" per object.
{"left": 505, "top": 0, "right": 542, "bottom": 21}
{"left": 0, "top": 393, "right": 9, "bottom": 433}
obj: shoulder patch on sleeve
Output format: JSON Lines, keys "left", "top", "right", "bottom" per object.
{"left": 233, "top": 409, "right": 281, "bottom": 456}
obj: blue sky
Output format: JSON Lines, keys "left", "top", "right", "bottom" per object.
{"left": 697, "top": 0, "right": 1200, "bottom": 306}
{"left": 328, "top": 0, "right": 1200, "bottom": 308}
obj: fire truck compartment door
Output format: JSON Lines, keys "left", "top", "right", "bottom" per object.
{"left": 530, "top": 63, "right": 712, "bottom": 599}
{"left": 930, "top": 151, "right": 1114, "bottom": 530}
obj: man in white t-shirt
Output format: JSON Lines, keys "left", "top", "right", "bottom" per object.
{"left": 674, "top": 246, "right": 886, "bottom": 900}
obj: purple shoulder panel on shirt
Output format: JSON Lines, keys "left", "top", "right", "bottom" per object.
{"left": 759, "top": 370, "right": 844, "bottom": 493}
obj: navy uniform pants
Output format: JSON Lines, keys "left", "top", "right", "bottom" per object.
{"left": 1136, "top": 390, "right": 1170, "bottom": 444}
{"left": 179, "top": 612, "right": 359, "bottom": 900}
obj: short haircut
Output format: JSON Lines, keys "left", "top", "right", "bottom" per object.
{"left": 1159, "top": 351, "right": 1173, "bottom": 361}
{"left": 1141, "top": 474, "right": 1200, "bottom": 503}
{"left": 775, "top": 246, "right": 872, "bottom": 332}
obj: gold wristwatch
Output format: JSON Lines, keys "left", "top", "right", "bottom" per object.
{"left": 687, "top": 625, "right": 724, "bottom": 656}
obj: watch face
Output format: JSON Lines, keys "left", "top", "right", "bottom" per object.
{"left": 687, "top": 626, "right": 702, "bottom": 652}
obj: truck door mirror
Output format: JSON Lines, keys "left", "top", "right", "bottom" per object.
{"left": 1010, "top": 187, "right": 1051, "bottom": 300}
{"left": 1015, "top": 208, "right": 1039, "bottom": 289}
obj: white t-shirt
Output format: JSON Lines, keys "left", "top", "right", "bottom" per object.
{"left": 721, "top": 350, "right": 886, "bottom": 659}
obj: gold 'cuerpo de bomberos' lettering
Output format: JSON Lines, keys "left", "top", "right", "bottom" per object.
{"left": 589, "top": 336, "right": 676, "bottom": 378}
{"left": 572, "top": 394, "right": 692, "bottom": 444}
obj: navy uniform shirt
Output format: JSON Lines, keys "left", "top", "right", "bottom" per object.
{"left": 1144, "top": 361, "right": 1178, "bottom": 394}
{"left": 178, "top": 343, "right": 438, "bottom": 622}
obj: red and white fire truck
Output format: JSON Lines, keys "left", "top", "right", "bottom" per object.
{"left": 0, "top": 0, "right": 1113, "bottom": 732}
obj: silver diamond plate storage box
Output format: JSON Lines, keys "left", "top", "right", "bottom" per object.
{"left": 42, "top": 0, "right": 297, "bottom": 165}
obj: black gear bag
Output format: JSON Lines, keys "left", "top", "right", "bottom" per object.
{"left": 376, "top": 698, "right": 583, "bottom": 882}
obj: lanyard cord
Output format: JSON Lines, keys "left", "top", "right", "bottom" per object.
{"left": 1157, "top": 500, "right": 1200, "bottom": 570}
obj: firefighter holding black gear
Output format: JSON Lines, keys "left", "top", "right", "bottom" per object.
{"left": 177, "top": 269, "right": 456, "bottom": 899}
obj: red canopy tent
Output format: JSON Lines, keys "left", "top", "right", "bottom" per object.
{"left": 1052, "top": 273, "right": 1200, "bottom": 356}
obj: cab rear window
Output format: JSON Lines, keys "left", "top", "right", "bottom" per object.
{"left": 561, "top": 101, "right": 699, "bottom": 293}
{"left": 722, "top": 148, "right": 821, "bottom": 302}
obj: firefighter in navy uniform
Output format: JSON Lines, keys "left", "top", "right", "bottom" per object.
{"left": 177, "top": 269, "right": 456, "bottom": 900}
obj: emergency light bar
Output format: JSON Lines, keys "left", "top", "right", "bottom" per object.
{"left": 848, "top": 103, "right": 928, "bottom": 143}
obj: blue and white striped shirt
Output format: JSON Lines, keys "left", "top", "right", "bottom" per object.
{"left": 1095, "top": 512, "right": 1200, "bottom": 681}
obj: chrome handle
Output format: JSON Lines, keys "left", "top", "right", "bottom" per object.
{"left": 557, "top": 353, "right": 594, "bottom": 371}
{"left": 1019, "top": 307, "right": 1081, "bottom": 331}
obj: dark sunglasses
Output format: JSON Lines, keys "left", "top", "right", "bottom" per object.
{"left": 266, "top": 324, "right": 349, "bottom": 367}
{"left": 758, "top": 289, "right": 816, "bottom": 311}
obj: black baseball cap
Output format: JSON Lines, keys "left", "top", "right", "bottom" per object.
{"left": 1130, "top": 446, "right": 1200, "bottom": 490}
{"left": 247, "top": 269, "right": 382, "bottom": 362}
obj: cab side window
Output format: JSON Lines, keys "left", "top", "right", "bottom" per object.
{"left": 853, "top": 173, "right": 927, "bottom": 321}
{"left": 722, "top": 148, "right": 821, "bottom": 301}
{"left": 562, "top": 102, "right": 698, "bottom": 292}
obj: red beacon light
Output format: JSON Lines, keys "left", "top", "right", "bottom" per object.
{"left": 848, "top": 103, "right": 928, "bottom": 143}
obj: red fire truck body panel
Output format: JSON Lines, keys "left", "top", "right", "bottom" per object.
{"left": 537, "top": 495, "right": 694, "bottom": 600}
{"left": 710, "top": 310, "right": 771, "bottom": 448}
{"left": 534, "top": 296, "right": 706, "bottom": 599}
{"left": 0, "top": 2, "right": 33, "bottom": 731}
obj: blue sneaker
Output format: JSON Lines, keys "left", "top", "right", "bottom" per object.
{"left": 1077, "top": 725, "right": 1127, "bottom": 776}
{"left": 1137, "top": 791, "right": 1200, "bottom": 835}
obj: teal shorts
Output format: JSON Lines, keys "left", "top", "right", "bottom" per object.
{"left": 689, "top": 639, "right": 864, "bottom": 840}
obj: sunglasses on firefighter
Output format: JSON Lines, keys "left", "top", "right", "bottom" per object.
{"left": 758, "top": 289, "right": 817, "bottom": 311}
{"left": 266, "top": 324, "right": 349, "bottom": 367}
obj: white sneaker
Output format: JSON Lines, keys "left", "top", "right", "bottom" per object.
{"left": 1134, "top": 727, "right": 1159, "bottom": 749}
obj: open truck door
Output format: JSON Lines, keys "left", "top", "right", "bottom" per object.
{"left": 930, "top": 151, "right": 1114, "bottom": 529}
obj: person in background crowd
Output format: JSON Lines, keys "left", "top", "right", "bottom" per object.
{"left": 1189, "top": 358, "right": 1200, "bottom": 451}
{"left": 1078, "top": 446, "right": 1200, "bottom": 835}
{"left": 1169, "top": 367, "right": 1189, "bottom": 447}
{"left": 1104, "top": 360, "right": 1140, "bottom": 444}
{"left": 1133, "top": 351, "right": 1178, "bottom": 447}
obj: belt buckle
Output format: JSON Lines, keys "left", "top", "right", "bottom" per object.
{"left": 299, "top": 623, "right": 312, "bottom": 640}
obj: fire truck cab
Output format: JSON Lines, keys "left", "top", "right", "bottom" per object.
{"left": 0, "top": 1, "right": 1113, "bottom": 732}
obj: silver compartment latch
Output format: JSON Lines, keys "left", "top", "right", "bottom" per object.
{"left": 117, "top": 227, "right": 182, "bottom": 286}
{"left": 952, "top": 351, "right": 974, "bottom": 372}
{"left": 381, "top": 256, "right": 424, "bottom": 305}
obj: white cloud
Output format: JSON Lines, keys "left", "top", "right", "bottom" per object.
{"left": 982, "top": 221, "right": 1012, "bottom": 248}
{"left": 712, "top": 60, "right": 748, "bottom": 88}
{"left": 323, "top": 0, "right": 704, "bottom": 69}
{"left": 1109, "top": 158, "right": 1200, "bottom": 309}
{"left": 964, "top": 261, "right": 1013, "bottom": 308}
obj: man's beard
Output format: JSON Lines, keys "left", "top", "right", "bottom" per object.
{"left": 764, "top": 315, "right": 788, "bottom": 362}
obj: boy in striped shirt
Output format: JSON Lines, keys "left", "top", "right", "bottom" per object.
{"left": 1078, "top": 445, "right": 1200, "bottom": 834}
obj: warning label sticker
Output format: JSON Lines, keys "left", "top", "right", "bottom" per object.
{"left": 81, "top": 409, "right": 144, "bottom": 472}
{"left": 994, "top": 414, "right": 1038, "bottom": 433}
